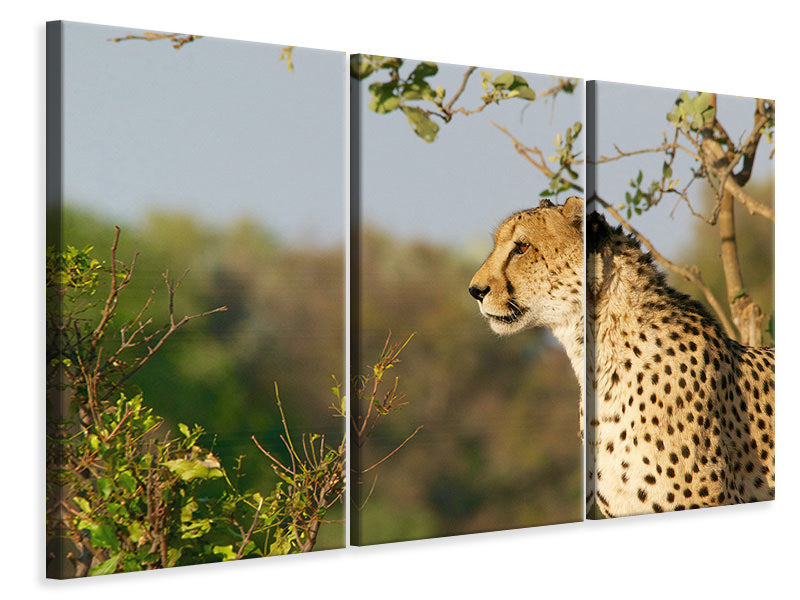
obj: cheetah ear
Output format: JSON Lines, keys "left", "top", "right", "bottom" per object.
{"left": 562, "top": 196, "right": 584, "bottom": 232}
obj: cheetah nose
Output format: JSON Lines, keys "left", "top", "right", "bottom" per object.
{"left": 469, "top": 285, "right": 489, "bottom": 301}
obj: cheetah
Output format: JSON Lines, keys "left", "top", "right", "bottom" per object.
{"left": 469, "top": 199, "right": 775, "bottom": 519}
{"left": 587, "top": 211, "right": 775, "bottom": 517}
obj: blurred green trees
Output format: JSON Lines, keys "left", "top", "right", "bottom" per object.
{"left": 54, "top": 207, "right": 582, "bottom": 551}
{"left": 354, "top": 230, "right": 583, "bottom": 544}
{"left": 47, "top": 216, "right": 348, "bottom": 576}
{"left": 62, "top": 207, "right": 345, "bottom": 493}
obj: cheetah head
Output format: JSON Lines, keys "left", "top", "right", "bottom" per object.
{"left": 469, "top": 197, "right": 584, "bottom": 336}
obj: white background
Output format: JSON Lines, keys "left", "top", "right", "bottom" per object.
{"left": 5, "top": 1, "right": 796, "bottom": 597}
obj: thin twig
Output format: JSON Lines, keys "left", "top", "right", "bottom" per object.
{"left": 443, "top": 66, "right": 476, "bottom": 117}
{"left": 490, "top": 121, "right": 584, "bottom": 193}
{"left": 251, "top": 435, "right": 292, "bottom": 475}
{"left": 236, "top": 496, "right": 264, "bottom": 560}
{"left": 274, "top": 383, "right": 298, "bottom": 473}
{"left": 355, "top": 474, "right": 380, "bottom": 511}
{"left": 593, "top": 141, "right": 699, "bottom": 164}
{"left": 362, "top": 426, "right": 423, "bottom": 474}
{"left": 108, "top": 31, "right": 202, "bottom": 50}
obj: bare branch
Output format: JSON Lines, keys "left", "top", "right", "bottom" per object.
{"left": 251, "top": 435, "right": 292, "bottom": 475}
{"left": 443, "top": 66, "right": 477, "bottom": 117}
{"left": 355, "top": 474, "right": 380, "bottom": 511}
{"left": 109, "top": 31, "right": 202, "bottom": 50}
{"left": 696, "top": 97, "right": 774, "bottom": 222}
{"left": 92, "top": 227, "right": 139, "bottom": 348}
{"left": 593, "top": 140, "right": 699, "bottom": 165}
{"left": 490, "top": 121, "right": 584, "bottom": 194}
{"left": 362, "top": 426, "right": 423, "bottom": 474}
{"left": 99, "top": 300, "right": 227, "bottom": 404}
{"left": 716, "top": 189, "right": 765, "bottom": 345}
{"left": 236, "top": 496, "right": 264, "bottom": 560}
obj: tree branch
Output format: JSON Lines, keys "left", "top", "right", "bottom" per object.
{"left": 361, "top": 426, "right": 423, "bottom": 474}
{"left": 109, "top": 31, "right": 202, "bottom": 50}
{"left": 490, "top": 121, "right": 584, "bottom": 193}
{"left": 592, "top": 139, "right": 699, "bottom": 165}
{"left": 443, "top": 66, "right": 476, "bottom": 118}
{"left": 236, "top": 496, "right": 264, "bottom": 560}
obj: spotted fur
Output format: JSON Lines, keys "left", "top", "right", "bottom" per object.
{"left": 587, "top": 212, "right": 775, "bottom": 517}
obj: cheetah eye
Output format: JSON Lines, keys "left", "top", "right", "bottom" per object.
{"left": 512, "top": 242, "right": 530, "bottom": 256}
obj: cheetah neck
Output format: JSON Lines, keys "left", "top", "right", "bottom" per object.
{"left": 551, "top": 317, "right": 585, "bottom": 393}
{"left": 550, "top": 304, "right": 585, "bottom": 441}
{"left": 590, "top": 247, "right": 675, "bottom": 339}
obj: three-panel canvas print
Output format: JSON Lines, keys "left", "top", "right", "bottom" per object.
{"left": 46, "top": 21, "right": 775, "bottom": 578}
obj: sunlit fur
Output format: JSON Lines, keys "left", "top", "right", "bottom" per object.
{"left": 586, "top": 212, "right": 774, "bottom": 517}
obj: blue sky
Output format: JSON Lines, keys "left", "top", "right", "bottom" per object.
{"left": 61, "top": 22, "right": 773, "bottom": 263}
{"left": 592, "top": 82, "right": 773, "bottom": 261}
{"left": 62, "top": 22, "right": 346, "bottom": 245}
{"left": 357, "top": 61, "right": 584, "bottom": 251}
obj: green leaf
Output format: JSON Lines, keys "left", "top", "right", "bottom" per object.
{"left": 662, "top": 162, "right": 673, "bottom": 179}
{"left": 408, "top": 61, "right": 438, "bottom": 80}
{"left": 380, "top": 57, "right": 403, "bottom": 69}
{"left": 213, "top": 544, "right": 238, "bottom": 561}
{"left": 350, "top": 55, "right": 374, "bottom": 80}
{"left": 368, "top": 81, "right": 401, "bottom": 114}
{"left": 400, "top": 106, "right": 439, "bottom": 143}
{"left": 117, "top": 470, "right": 137, "bottom": 493}
{"left": 181, "top": 498, "right": 198, "bottom": 521}
{"left": 402, "top": 81, "right": 434, "bottom": 102}
{"left": 128, "top": 521, "right": 145, "bottom": 544}
{"left": 513, "top": 86, "right": 536, "bottom": 101}
{"left": 90, "top": 523, "right": 119, "bottom": 552}
{"left": 493, "top": 71, "right": 516, "bottom": 89}
{"left": 269, "top": 533, "right": 294, "bottom": 556}
{"left": 97, "top": 477, "right": 113, "bottom": 499}
{"left": 165, "top": 458, "right": 223, "bottom": 482}
{"left": 167, "top": 547, "right": 182, "bottom": 567}
{"left": 178, "top": 423, "right": 190, "bottom": 438}
{"left": 238, "top": 541, "right": 256, "bottom": 558}
{"left": 380, "top": 96, "right": 401, "bottom": 112}
{"left": 181, "top": 518, "right": 213, "bottom": 539}
{"left": 90, "top": 554, "right": 120, "bottom": 576}
{"left": 73, "top": 496, "right": 91, "bottom": 514}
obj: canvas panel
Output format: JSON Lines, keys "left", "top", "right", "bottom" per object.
{"left": 46, "top": 22, "right": 346, "bottom": 577}
{"left": 350, "top": 55, "right": 585, "bottom": 545}
{"left": 585, "top": 81, "right": 775, "bottom": 519}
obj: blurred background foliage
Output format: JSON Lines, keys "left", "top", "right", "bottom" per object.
{"left": 354, "top": 228, "right": 583, "bottom": 544}
{"left": 670, "top": 179, "right": 775, "bottom": 344}
{"left": 63, "top": 206, "right": 345, "bottom": 549}
{"left": 64, "top": 201, "right": 584, "bottom": 548}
